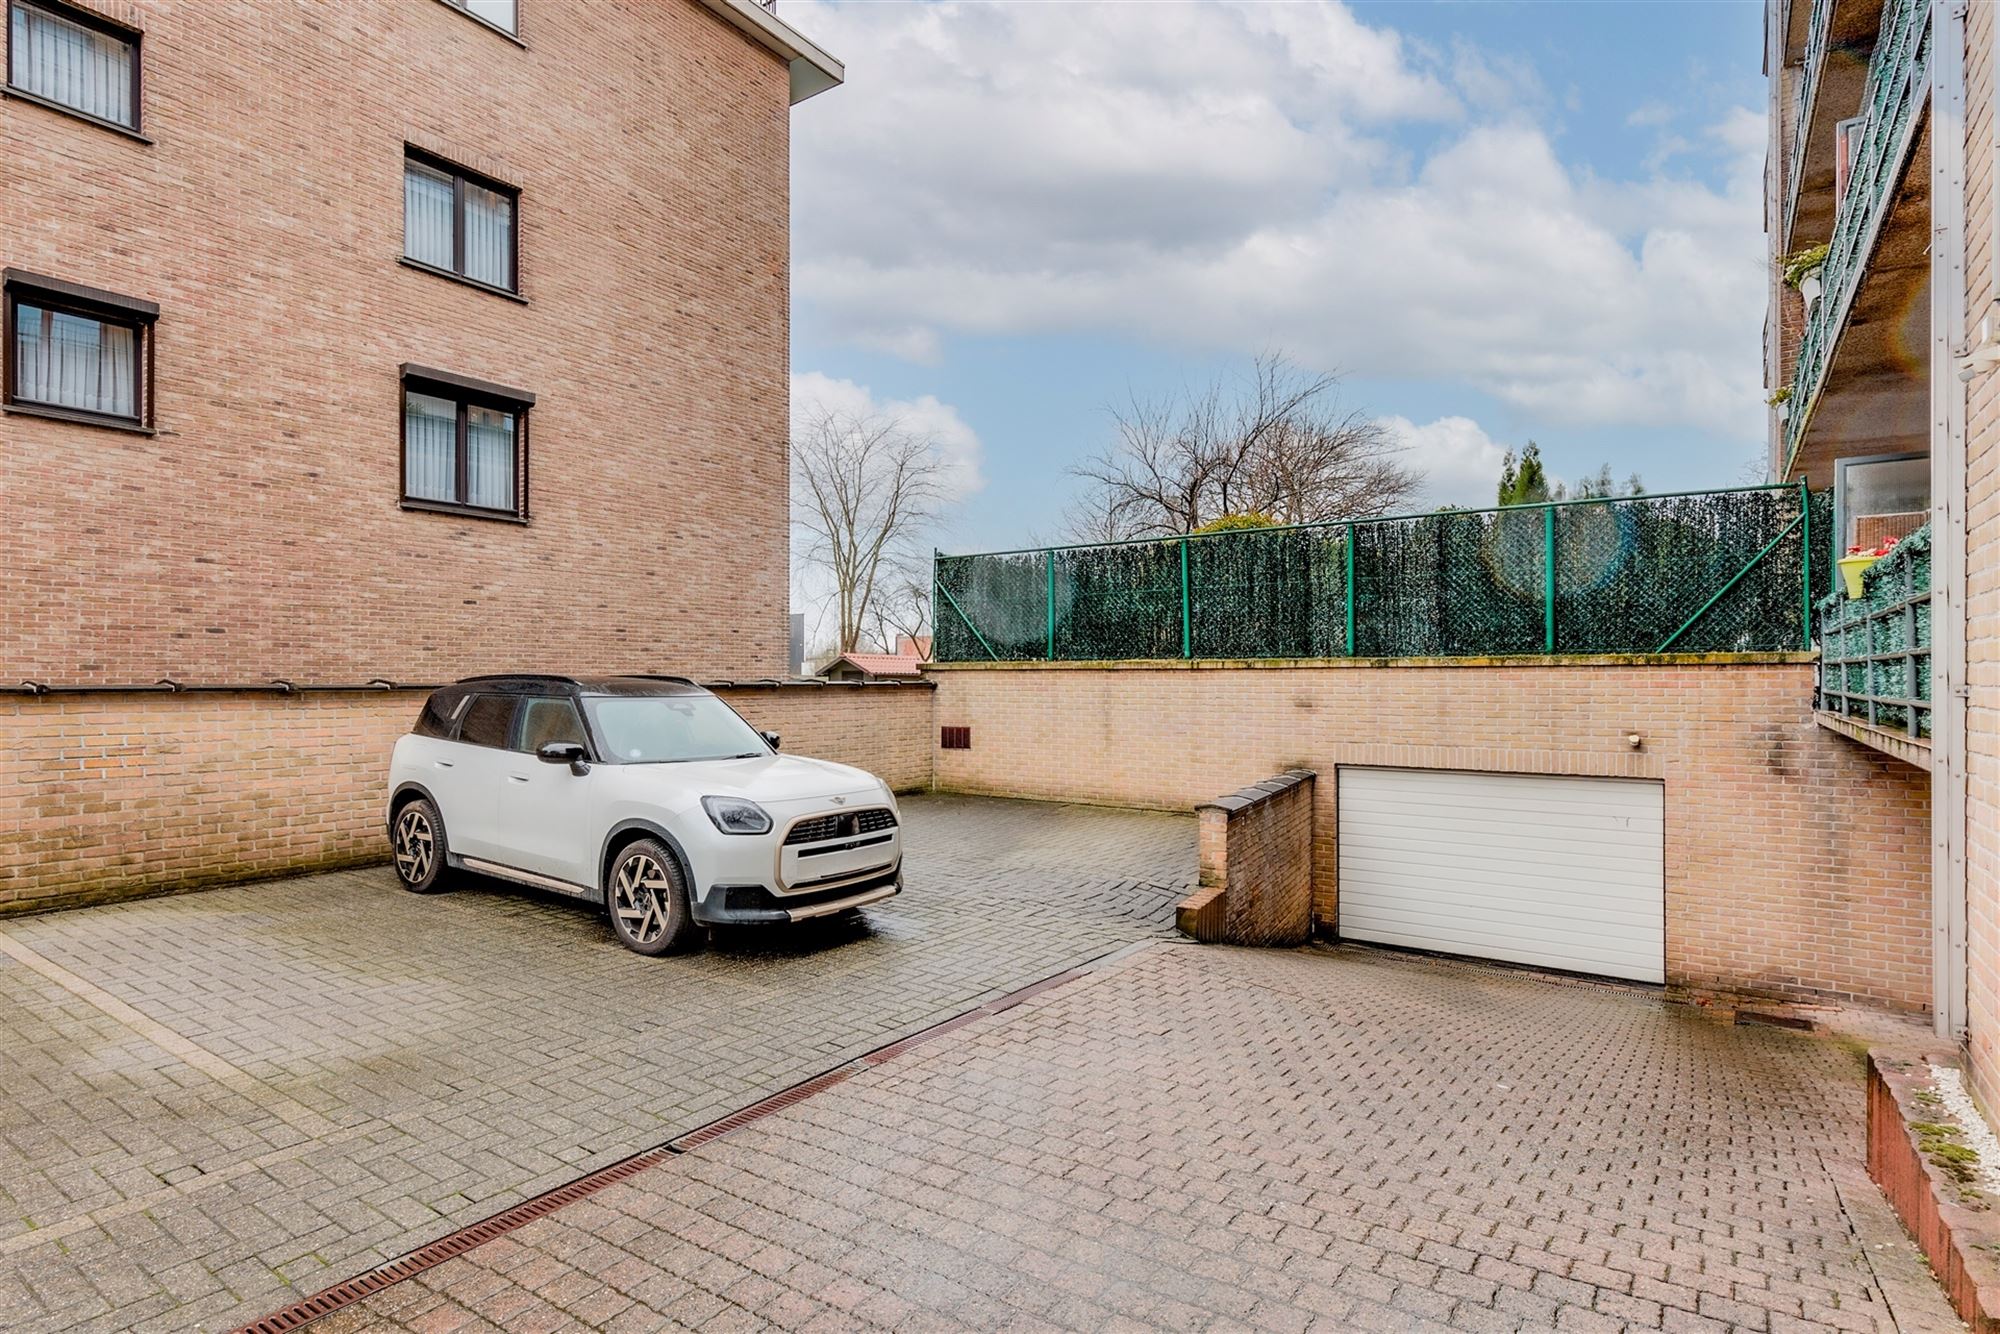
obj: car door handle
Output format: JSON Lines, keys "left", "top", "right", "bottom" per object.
{"left": 434, "top": 760, "right": 454, "bottom": 769}
{"left": 508, "top": 774, "right": 530, "bottom": 783}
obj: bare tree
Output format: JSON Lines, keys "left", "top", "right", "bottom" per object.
{"left": 864, "top": 567, "right": 933, "bottom": 655}
{"left": 1068, "top": 354, "right": 1422, "bottom": 539}
{"left": 792, "top": 408, "right": 947, "bottom": 656}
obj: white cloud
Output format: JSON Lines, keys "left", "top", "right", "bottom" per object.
{"left": 791, "top": 370, "right": 985, "bottom": 502}
{"left": 791, "top": 1, "right": 1766, "bottom": 443}
{"left": 1379, "top": 414, "right": 1511, "bottom": 509}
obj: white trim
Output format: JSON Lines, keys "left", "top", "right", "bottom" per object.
{"left": 1931, "top": 0, "right": 1971, "bottom": 1040}
{"left": 693, "top": 0, "right": 844, "bottom": 105}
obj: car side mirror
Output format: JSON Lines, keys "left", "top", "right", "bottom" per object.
{"left": 760, "top": 730, "right": 781, "bottom": 751}
{"left": 537, "top": 741, "right": 589, "bottom": 775}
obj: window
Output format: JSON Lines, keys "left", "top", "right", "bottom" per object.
{"left": 513, "top": 697, "right": 587, "bottom": 753}
{"left": 456, "top": 695, "right": 516, "bottom": 749}
{"left": 582, "top": 696, "right": 772, "bottom": 764}
{"left": 5, "top": 0, "right": 141, "bottom": 135}
{"left": 4, "top": 269, "right": 156, "bottom": 429}
{"left": 403, "top": 149, "right": 518, "bottom": 295}
{"left": 400, "top": 364, "right": 534, "bottom": 521}
{"left": 439, "top": 0, "right": 517, "bottom": 38}
{"left": 1833, "top": 452, "right": 1929, "bottom": 559}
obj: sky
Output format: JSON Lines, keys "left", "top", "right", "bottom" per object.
{"left": 786, "top": 0, "right": 1769, "bottom": 559}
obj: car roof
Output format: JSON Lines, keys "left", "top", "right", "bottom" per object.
{"left": 447, "top": 674, "right": 709, "bottom": 698}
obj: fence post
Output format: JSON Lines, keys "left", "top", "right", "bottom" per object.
{"left": 1180, "top": 537, "right": 1192, "bottom": 659}
{"left": 1344, "top": 524, "right": 1356, "bottom": 656}
{"left": 1542, "top": 504, "right": 1556, "bottom": 654}
{"left": 1046, "top": 549, "right": 1055, "bottom": 661}
{"left": 1799, "top": 478, "right": 1812, "bottom": 650}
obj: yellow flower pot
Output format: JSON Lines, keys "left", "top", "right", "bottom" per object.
{"left": 1838, "top": 552, "right": 1880, "bottom": 599}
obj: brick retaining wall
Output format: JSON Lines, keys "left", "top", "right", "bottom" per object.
{"left": 0, "top": 683, "right": 935, "bottom": 915}
{"left": 931, "top": 657, "right": 1933, "bottom": 1011}
{"left": 1182, "top": 769, "right": 1314, "bottom": 946}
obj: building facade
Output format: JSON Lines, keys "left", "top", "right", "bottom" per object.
{"left": 1, "top": 0, "right": 845, "bottom": 909}
{"left": 1765, "top": 0, "right": 1997, "bottom": 1106}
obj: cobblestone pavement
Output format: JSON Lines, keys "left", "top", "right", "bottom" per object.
{"left": 0, "top": 797, "right": 1194, "bottom": 1333}
{"left": 320, "top": 944, "right": 1959, "bottom": 1334}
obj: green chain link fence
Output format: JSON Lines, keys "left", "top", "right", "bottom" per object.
{"left": 934, "top": 483, "right": 1828, "bottom": 663}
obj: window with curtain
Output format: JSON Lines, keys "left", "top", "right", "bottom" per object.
{"left": 5, "top": 271, "right": 156, "bottom": 428}
{"left": 7, "top": 0, "right": 139, "bottom": 131}
{"left": 400, "top": 366, "right": 533, "bottom": 520}
{"left": 402, "top": 149, "right": 519, "bottom": 295}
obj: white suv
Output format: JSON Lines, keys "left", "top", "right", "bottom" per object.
{"left": 385, "top": 675, "right": 902, "bottom": 954}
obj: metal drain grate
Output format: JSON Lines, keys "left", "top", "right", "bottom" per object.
{"left": 230, "top": 1145, "right": 674, "bottom": 1334}
{"left": 231, "top": 957, "right": 1104, "bottom": 1331}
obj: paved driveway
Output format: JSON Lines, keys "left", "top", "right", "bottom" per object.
{"left": 320, "top": 945, "right": 1958, "bottom": 1334}
{"left": 0, "top": 797, "right": 1194, "bottom": 1332}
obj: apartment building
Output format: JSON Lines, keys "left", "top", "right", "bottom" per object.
{"left": 0, "top": 0, "right": 844, "bottom": 908}
{"left": 1765, "top": 0, "right": 1997, "bottom": 1104}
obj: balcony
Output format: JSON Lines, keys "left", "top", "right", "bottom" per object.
{"left": 1782, "top": 0, "right": 1895, "bottom": 247}
{"left": 1816, "top": 523, "right": 1931, "bottom": 766}
{"left": 1780, "top": 0, "right": 1931, "bottom": 484}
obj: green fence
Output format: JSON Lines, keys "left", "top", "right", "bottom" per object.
{"left": 1817, "top": 523, "right": 1931, "bottom": 737}
{"left": 933, "top": 483, "right": 1826, "bottom": 663}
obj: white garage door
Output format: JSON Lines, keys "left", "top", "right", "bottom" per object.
{"left": 1337, "top": 767, "right": 1664, "bottom": 983}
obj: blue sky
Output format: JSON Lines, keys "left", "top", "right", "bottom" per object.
{"left": 788, "top": 1, "right": 1768, "bottom": 556}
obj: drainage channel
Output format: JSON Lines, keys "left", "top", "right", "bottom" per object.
{"left": 230, "top": 957, "right": 1108, "bottom": 1333}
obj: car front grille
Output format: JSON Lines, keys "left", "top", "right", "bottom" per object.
{"left": 784, "top": 807, "right": 898, "bottom": 846}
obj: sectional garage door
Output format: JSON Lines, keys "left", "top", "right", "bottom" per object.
{"left": 1336, "top": 768, "right": 1665, "bottom": 983}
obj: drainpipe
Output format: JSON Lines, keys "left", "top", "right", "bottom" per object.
{"left": 1931, "top": 0, "right": 1970, "bottom": 1042}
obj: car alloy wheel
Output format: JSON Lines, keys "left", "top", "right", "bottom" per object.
{"left": 612, "top": 851, "right": 673, "bottom": 947}
{"left": 394, "top": 806, "right": 436, "bottom": 884}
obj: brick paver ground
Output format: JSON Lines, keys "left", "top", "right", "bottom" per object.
{"left": 319, "top": 944, "right": 1958, "bottom": 1334}
{"left": 0, "top": 797, "right": 1194, "bottom": 1333}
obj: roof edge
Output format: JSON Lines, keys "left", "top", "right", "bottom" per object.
{"left": 693, "top": 0, "right": 844, "bottom": 105}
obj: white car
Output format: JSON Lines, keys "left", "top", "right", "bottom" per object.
{"left": 385, "top": 675, "right": 902, "bottom": 954}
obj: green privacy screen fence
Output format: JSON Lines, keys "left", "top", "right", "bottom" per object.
{"left": 933, "top": 482, "right": 1829, "bottom": 663}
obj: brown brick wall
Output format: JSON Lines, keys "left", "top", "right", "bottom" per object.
{"left": 1964, "top": 0, "right": 2000, "bottom": 1115}
{"left": 931, "top": 660, "right": 1933, "bottom": 1011}
{"left": 0, "top": 684, "right": 934, "bottom": 915}
{"left": 0, "top": 0, "right": 795, "bottom": 684}
{"left": 1193, "top": 769, "right": 1314, "bottom": 947}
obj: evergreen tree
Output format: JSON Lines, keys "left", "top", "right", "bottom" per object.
{"left": 1497, "top": 442, "right": 1553, "bottom": 505}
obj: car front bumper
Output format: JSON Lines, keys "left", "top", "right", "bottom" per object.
{"left": 691, "top": 866, "right": 902, "bottom": 926}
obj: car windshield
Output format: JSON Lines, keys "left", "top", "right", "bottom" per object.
{"left": 583, "top": 695, "right": 769, "bottom": 764}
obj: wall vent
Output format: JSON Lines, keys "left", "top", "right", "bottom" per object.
{"left": 940, "top": 725, "right": 971, "bottom": 750}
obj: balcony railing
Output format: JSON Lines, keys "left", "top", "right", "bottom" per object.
{"left": 1783, "top": 0, "right": 1837, "bottom": 243}
{"left": 1782, "top": 0, "right": 1930, "bottom": 472}
{"left": 1817, "top": 523, "right": 1931, "bottom": 738}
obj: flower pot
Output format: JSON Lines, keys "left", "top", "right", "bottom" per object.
{"left": 1800, "top": 271, "right": 1823, "bottom": 313}
{"left": 1839, "top": 551, "right": 1880, "bottom": 599}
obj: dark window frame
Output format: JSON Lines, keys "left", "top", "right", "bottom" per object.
{"left": 399, "top": 363, "right": 535, "bottom": 524}
{"left": 401, "top": 145, "right": 523, "bottom": 299}
{"left": 431, "top": 0, "right": 524, "bottom": 46}
{"left": 2, "top": 268, "right": 158, "bottom": 433}
{"left": 3, "top": 0, "right": 146, "bottom": 141}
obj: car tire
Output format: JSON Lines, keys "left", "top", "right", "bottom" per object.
{"left": 391, "top": 797, "right": 452, "bottom": 894}
{"left": 606, "top": 839, "right": 703, "bottom": 956}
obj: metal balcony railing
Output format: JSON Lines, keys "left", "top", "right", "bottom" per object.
{"left": 1782, "top": 0, "right": 1930, "bottom": 472}
{"left": 1817, "top": 523, "right": 1931, "bottom": 738}
{"left": 1782, "top": 0, "right": 1837, "bottom": 243}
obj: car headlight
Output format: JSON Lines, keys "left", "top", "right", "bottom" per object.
{"left": 702, "top": 796, "right": 772, "bottom": 835}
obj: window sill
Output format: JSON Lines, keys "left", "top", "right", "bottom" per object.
{"left": 398, "top": 257, "right": 527, "bottom": 305}
{"left": 3, "top": 401, "right": 154, "bottom": 435}
{"left": 428, "top": 0, "right": 527, "bottom": 46}
{"left": 401, "top": 498, "right": 529, "bottom": 525}
{"left": 2, "top": 86, "right": 151, "bottom": 144}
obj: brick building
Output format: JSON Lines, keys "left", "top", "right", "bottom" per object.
{"left": 1, "top": 0, "right": 864, "bottom": 909}
{"left": 1763, "top": 0, "right": 1998, "bottom": 1107}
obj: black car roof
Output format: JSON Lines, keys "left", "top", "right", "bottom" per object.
{"left": 448, "top": 674, "right": 708, "bottom": 698}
